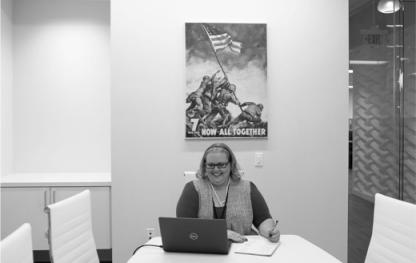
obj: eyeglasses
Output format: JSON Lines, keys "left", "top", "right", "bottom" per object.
{"left": 205, "top": 162, "right": 229, "bottom": 169}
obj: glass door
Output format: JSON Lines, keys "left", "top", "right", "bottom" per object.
{"left": 348, "top": 1, "right": 416, "bottom": 262}
{"left": 400, "top": 0, "right": 416, "bottom": 204}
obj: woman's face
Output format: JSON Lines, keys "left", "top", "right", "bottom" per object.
{"left": 205, "top": 151, "right": 231, "bottom": 187}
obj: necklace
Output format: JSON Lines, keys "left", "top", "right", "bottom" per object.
{"left": 210, "top": 179, "right": 230, "bottom": 207}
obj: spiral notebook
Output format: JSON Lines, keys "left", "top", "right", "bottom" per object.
{"left": 234, "top": 236, "right": 280, "bottom": 256}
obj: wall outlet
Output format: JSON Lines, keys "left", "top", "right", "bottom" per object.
{"left": 254, "top": 152, "right": 264, "bottom": 167}
{"left": 146, "top": 227, "right": 155, "bottom": 240}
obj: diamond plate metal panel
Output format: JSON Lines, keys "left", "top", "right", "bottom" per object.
{"left": 352, "top": 64, "right": 399, "bottom": 200}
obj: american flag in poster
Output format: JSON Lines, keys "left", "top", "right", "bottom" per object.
{"left": 202, "top": 24, "right": 242, "bottom": 54}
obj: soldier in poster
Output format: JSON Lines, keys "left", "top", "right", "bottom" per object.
{"left": 185, "top": 23, "right": 267, "bottom": 138}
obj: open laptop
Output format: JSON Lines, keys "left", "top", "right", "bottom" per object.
{"left": 158, "top": 217, "right": 231, "bottom": 254}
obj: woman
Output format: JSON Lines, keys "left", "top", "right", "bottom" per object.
{"left": 176, "top": 143, "right": 280, "bottom": 243}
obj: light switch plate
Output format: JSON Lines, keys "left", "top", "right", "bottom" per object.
{"left": 184, "top": 171, "right": 196, "bottom": 182}
{"left": 254, "top": 152, "right": 264, "bottom": 167}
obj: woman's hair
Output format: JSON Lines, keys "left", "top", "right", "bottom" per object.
{"left": 196, "top": 143, "right": 242, "bottom": 181}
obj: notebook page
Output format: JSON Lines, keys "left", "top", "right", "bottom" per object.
{"left": 234, "top": 236, "right": 280, "bottom": 256}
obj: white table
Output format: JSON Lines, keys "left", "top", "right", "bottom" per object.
{"left": 127, "top": 235, "right": 342, "bottom": 263}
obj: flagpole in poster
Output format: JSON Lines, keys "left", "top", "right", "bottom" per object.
{"left": 200, "top": 24, "right": 229, "bottom": 81}
{"left": 201, "top": 24, "right": 243, "bottom": 112}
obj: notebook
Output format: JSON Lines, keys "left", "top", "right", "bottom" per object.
{"left": 158, "top": 217, "right": 231, "bottom": 254}
{"left": 234, "top": 235, "right": 280, "bottom": 256}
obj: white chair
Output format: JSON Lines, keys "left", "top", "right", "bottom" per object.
{"left": 0, "top": 223, "right": 34, "bottom": 263}
{"left": 365, "top": 193, "right": 416, "bottom": 263}
{"left": 46, "top": 190, "right": 99, "bottom": 263}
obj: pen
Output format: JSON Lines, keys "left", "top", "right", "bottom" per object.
{"left": 270, "top": 220, "right": 279, "bottom": 237}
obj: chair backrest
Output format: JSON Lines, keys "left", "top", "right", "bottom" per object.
{"left": 0, "top": 223, "right": 34, "bottom": 263}
{"left": 365, "top": 193, "right": 416, "bottom": 263}
{"left": 46, "top": 190, "right": 99, "bottom": 263}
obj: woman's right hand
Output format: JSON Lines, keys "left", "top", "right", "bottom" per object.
{"left": 227, "top": 230, "right": 247, "bottom": 243}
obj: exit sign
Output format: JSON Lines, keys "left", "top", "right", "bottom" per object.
{"left": 360, "top": 26, "right": 387, "bottom": 46}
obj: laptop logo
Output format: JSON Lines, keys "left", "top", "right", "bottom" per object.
{"left": 189, "top": 232, "right": 199, "bottom": 240}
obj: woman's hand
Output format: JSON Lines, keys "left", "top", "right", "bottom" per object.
{"left": 258, "top": 218, "right": 280, "bottom": 243}
{"left": 227, "top": 230, "right": 247, "bottom": 243}
{"left": 267, "top": 226, "right": 280, "bottom": 243}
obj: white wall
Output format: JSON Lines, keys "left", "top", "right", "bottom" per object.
{"left": 112, "top": 0, "right": 348, "bottom": 262}
{"left": 1, "top": 0, "right": 13, "bottom": 177}
{"left": 11, "top": 0, "right": 110, "bottom": 173}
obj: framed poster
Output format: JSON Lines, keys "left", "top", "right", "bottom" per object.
{"left": 185, "top": 23, "right": 268, "bottom": 139}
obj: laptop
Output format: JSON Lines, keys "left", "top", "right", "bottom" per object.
{"left": 158, "top": 217, "right": 232, "bottom": 254}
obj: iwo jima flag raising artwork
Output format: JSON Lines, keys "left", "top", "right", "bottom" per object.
{"left": 185, "top": 23, "right": 268, "bottom": 138}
